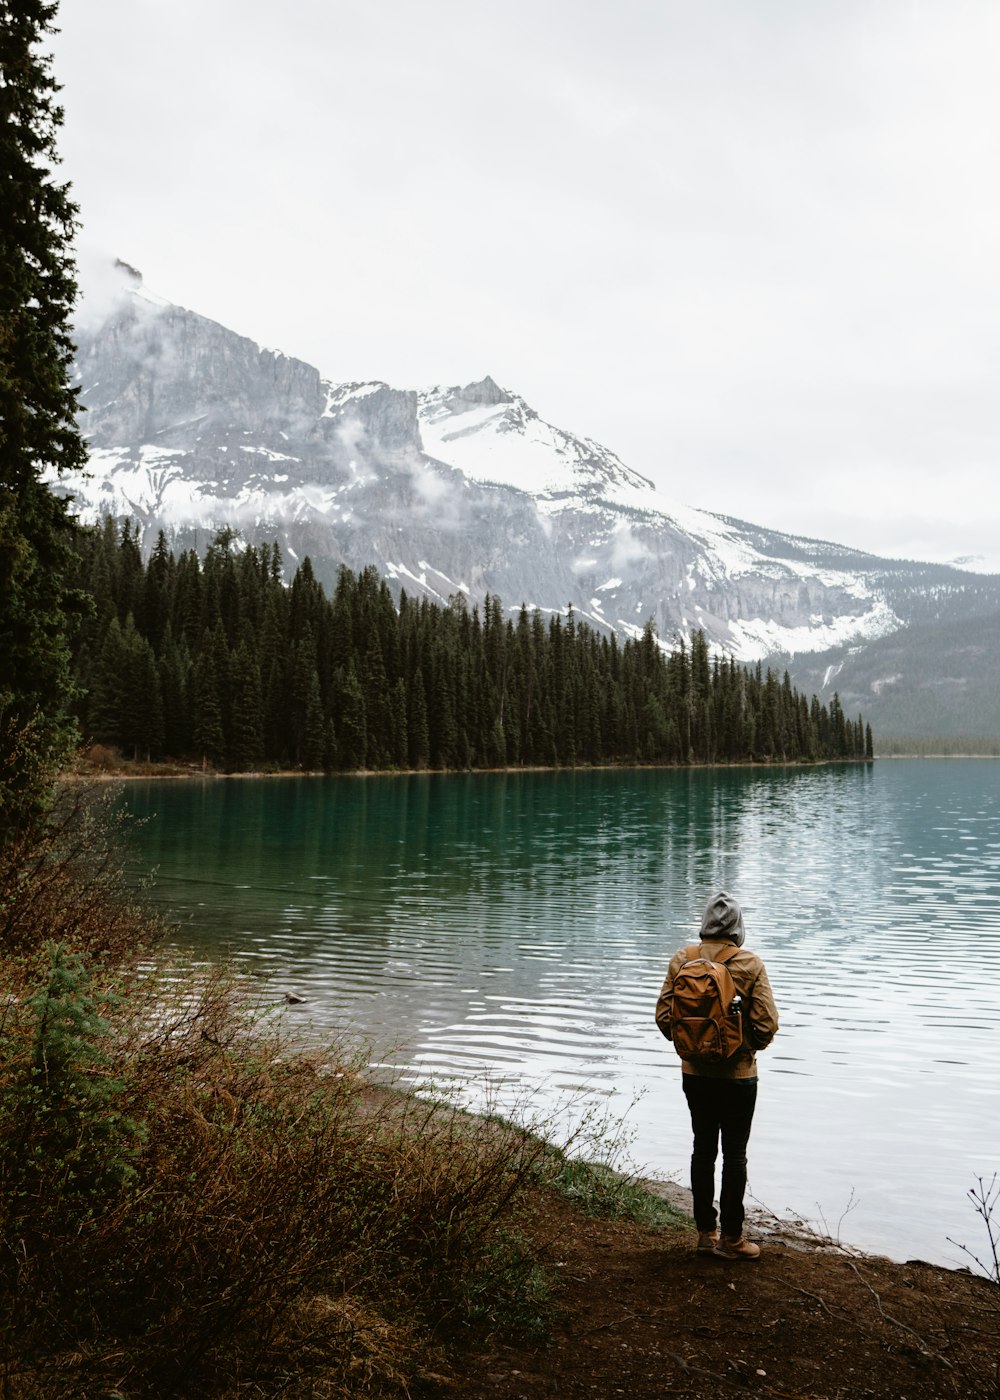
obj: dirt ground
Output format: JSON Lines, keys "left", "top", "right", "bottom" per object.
{"left": 443, "top": 1187, "right": 999, "bottom": 1400}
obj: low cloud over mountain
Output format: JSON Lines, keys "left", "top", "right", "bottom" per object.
{"left": 58, "top": 264, "right": 1000, "bottom": 737}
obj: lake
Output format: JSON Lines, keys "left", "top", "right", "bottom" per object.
{"left": 119, "top": 761, "right": 1000, "bottom": 1268}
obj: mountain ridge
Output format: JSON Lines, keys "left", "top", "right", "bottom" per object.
{"left": 57, "top": 265, "right": 1000, "bottom": 735}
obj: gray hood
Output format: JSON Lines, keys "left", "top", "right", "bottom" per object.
{"left": 699, "top": 891, "right": 746, "bottom": 947}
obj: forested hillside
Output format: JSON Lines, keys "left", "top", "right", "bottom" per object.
{"left": 783, "top": 607, "right": 1000, "bottom": 742}
{"left": 68, "top": 521, "right": 872, "bottom": 771}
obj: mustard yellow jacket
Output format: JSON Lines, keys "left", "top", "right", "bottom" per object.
{"left": 655, "top": 939, "right": 779, "bottom": 1079}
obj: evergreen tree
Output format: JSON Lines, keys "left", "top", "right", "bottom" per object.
{"left": 114, "top": 520, "right": 144, "bottom": 624}
{"left": 158, "top": 626, "right": 190, "bottom": 758}
{"left": 407, "top": 667, "right": 430, "bottom": 769}
{"left": 258, "top": 590, "right": 289, "bottom": 761}
{"left": 335, "top": 663, "right": 367, "bottom": 770}
{"left": 362, "top": 637, "right": 392, "bottom": 765}
{"left": 171, "top": 547, "right": 202, "bottom": 650}
{"left": 0, "top": 0, "right": 87, "bottom": 838}
{"left": 301, "top": 669, "right": 325, "bottom": 771}
{"left": 140, "top": 529, "right": 172, "bottom": 651}
{"left": 429, "top": 651, "right": 458, "bottom": 768}
{"left": 227, "top": 641, "right": 263, "bottom": 771}
{"left": 191, "top": 643, "right": 225, "bottom": 769}
{"left": 118, "top": 617, "right": 163, "bottom": 761}
{"left": 287, "top": 632, "right": 319, "bottom": 766}
{"left": 389, "top": 677, "right": 408, "bottom": 767}
{"left": 87, "top": 616, "right": 127, "bottom": 745}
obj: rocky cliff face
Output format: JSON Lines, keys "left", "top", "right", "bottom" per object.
{"left": 59, "top": 267, "right": 1000, "bottom": 734}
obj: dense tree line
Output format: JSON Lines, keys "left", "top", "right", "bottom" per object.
{"left": 875, "top": 736, "right": 1000, "bottom": 757}
{"left": 0, "top": 0, "right": 87, "bottom": 840}
{"left": 67, "top": 520, "right": 874, "bottom": 772}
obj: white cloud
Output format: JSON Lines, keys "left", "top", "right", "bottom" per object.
{"left": 333, "top": 416, "right": 367, "bottom": 457}
{"left": 51, "top": 1, "right": 1000, "bottom": 569}
{"left": 609, "top": 522, "right": 653, "bottom": 572}
{"left": 406, "top": 461, "right": 454, "bottom": 507}
{"left": 73, "top": 246, "right": 140, "bottom": 331}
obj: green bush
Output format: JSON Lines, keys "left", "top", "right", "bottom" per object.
{"left": 1, "top": 942, "right": 145, "bottom": 1221}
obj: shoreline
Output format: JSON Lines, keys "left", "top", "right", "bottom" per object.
{"left": 68, "top": 751, "right": 1000, "bottom": 784}
{"left": 67, "top": 755, "right": 878, "bottom": 782}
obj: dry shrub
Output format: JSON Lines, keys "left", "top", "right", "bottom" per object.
{"left": 0, "top": 780, "right": 163, "bottom": 969}
{"left": 0, "top": 955, "right": 553, "bottom": 1398}
{"left": 82, "top": 743, "right": 123, "bottom": 773}
{"left": 0, "top": 787, "right": 555, "bottom": 1396}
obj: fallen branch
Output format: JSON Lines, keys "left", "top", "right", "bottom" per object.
{"left": 846, "top": 1261, "right": 952, "bottom": 1369}
{"left": 577, "top": 1307, "right": 637, "bottom": 1336}
{"left": 666, "top": 1352, "right": 823, "bottom": 1398}
{"left": 666, "top": 1352, "right": 754, "bottom": 1392}
{"left": 783, "top": 1283, "right": 838, "bottom": 1320}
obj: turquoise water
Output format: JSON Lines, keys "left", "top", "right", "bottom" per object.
{"left": 120, "top": 761, "right": 1000, "bottom": 1266}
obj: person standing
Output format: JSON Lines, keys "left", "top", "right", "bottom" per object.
{"left": 655, "top": 891, "right": 779, "bottom": 1260}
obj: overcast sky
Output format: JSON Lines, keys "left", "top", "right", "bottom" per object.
{"left": 52, "top": 1, "right": 1000, "bottom": 570}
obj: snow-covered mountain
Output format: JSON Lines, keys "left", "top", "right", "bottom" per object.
{"left": 57, "top": 264, "right": 1000, "bottom": 732}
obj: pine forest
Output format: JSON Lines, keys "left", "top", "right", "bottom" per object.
{"left": 68, "top": 520, "right": 874, "bottom": 772}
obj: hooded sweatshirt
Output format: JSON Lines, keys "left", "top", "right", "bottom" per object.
{"left": 655, "top": 892, "right": 779, "bottom": 1079}
{"left": 699, "top": 890, "right": 746, "bottom": 946}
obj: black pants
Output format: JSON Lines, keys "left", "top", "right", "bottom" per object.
{"left": 682, "top": 1074, "right": 758, "bottom": 1237}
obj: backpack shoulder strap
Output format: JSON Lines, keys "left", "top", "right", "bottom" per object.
{"left": 712, "top": 944, "right": 740, "bottom": 965}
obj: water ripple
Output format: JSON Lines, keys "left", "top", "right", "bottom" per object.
{"left": 121, "top": 762, "right": 1000, "bottom": 1267}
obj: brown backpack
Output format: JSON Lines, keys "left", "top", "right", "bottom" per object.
{"left": 669, "top": 944, "right": 743, "bottom": 1063}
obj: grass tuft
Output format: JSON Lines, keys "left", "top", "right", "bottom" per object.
{"left": 544, "top": 1156, "right": 688, "bottom": 1229}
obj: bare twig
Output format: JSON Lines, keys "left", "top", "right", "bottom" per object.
{"left": 577, "top": 1307, "right": 638, "bottom": 1336}
{"left": 783, "top": 1282, "right": 838, "bottom": 1320}
{"left": 947, "top": 1174, "right": 1000, "bottom": 1285}
{"left": 666, "top": 1352, "right": 754, "bottom": 1392}
{"left": 667, "top": 1352, "right": 823, "bottom": 1398}
{"left": 846, "top": 1261, "right": 952, "bottom": 1368}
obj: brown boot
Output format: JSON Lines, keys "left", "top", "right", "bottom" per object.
{"left": 715, "top": 1234, "right": 761, "bottom": 1260}
{"left": 696, "top": 1229, "right": 720, "bottom": 1254}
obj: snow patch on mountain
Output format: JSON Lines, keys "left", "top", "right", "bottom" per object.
{"left": 384, "top": 559, "right": 470, "bottom": 604}
{"left": 726, "top": 598, "right": 899, "bottom": 662}
{"left": 58, "top": 449, "right": 201, "bottom": 523}
{"left": 322, "top": 381, "right": 386, "bottom": 417}
{"left": 238, "top": 446, "right": 301, "bottom": 464}
{"left": 54, "top": 451, "right": 348, "bottom": 535}
{"left": 417, "top": 379, "right": 655, "bottom": 500}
